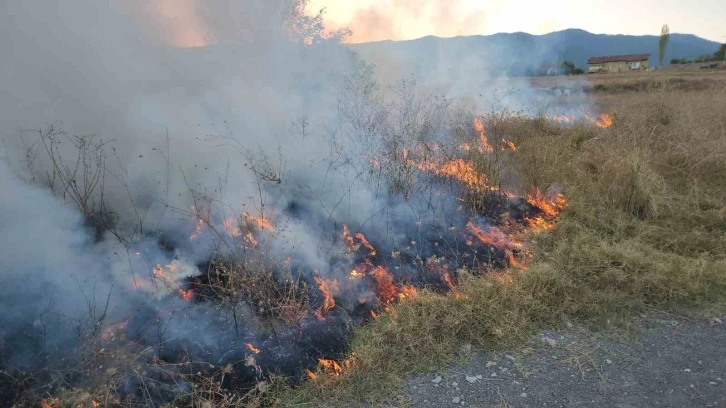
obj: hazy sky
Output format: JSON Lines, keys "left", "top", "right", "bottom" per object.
{"left": 308, "top": 0, "right": 726, "bottom": 43}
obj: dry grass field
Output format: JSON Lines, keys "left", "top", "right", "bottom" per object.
{"left": 4, "top": 3, "right": 726, "bottom": 407}
{"left": 275, "top": 70, "right": 726, "bottom": 407}
{"left": 530, "top": 68, "right": 726, "bottom": 93}
{"left": 19, "top": 70, "right": 726, "bottom": 408}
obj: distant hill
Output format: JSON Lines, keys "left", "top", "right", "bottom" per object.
{"left": 349, "top": 29, "right": 721, "bottom": 77}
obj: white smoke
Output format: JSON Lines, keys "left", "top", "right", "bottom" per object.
{"left": 0, "top": 160, "right": 113, "bottom": 366}
{"left": 0, "top": 3, "right": 590, "bottom": 396}
{"left": 1, "top": 1, "right": 376, "bottom": 249}
{"left": 0, "top": 4, "right": 404, "bottom": 373}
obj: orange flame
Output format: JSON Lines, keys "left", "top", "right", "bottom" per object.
{"left": 355, "top": 232, "right": 377, "bottom": 256}
{"left": 398, "top": 285, "right": 418, "bottom": 300}
{"left": 152, "top": 264, "right": 165, "bottom": 279}
{"left": 153, "top": 264, "right": 194, "bottom": 301}
{"left": 437, "top": 159, "right": 489, "bottom": 191}
{"left": 314, "top": 276, "right": 338, "bottom": 314}
{"left": 428, "top": 261, "right": 456, "bottom": 289}
{"left": 466, "top": 221, "right": 522, "bottom": 253}
{"left": 409, "top": 157, "right": 440, "bottom": 172}
{"left": 551, "top": 115, "right": 573, "bottom": 123}
{"left": 246, "top": 343, "right": 261, "bottom": 354}
{"left": 245, "top": 231, "right": 258, "bottom": 248}
{"left": 318, "top": 358, "right": 343, "bottom": 375}
{"left": 306, "top": 357, "right": 345, "bottom": 380}
{"left": 370, "top": 266, "right": 398, "bottom": 304}
{"left": 594, "top": 113, "right": 613, "bottom": 128}
{"left": 526, "top": 188, "right": 567, "bottom": 218}
{"left": 441, "top": 269, "right": 456, "bottom": 289}
{"left": 501, "top": 138, "right": 518, "bottom": 151}
{"left": 479, "top": 134, "right": 494, "bottom": 153}
{"left": 178, "top": 289, "right": 194, "bottom": 301}
{"left": 342, "top": 225, "right": 377, "bottom": 256}
{"left": 524, "top": 215, "right": 556, "bottom": 231}
{"left": 242, "top": 212, "right": 275, "bottom": 231}
{"left": 219, "top": 212, "right": 274, "bottom": 247}
{"left": 473, "top": 118, "right": 494, "bottom": 153}
{"left": 223, "top": 218, "right": 242, "bottom": 237}
{"left": 189, "top": 218, "right": 205, "bottom": 241}
{"left": 342, "top": 224, "right": 355, "bottom": 248}
{"left": 507, "top": 253, "right": 520, "bottom": 268}
{"left": 552, "top": 113, "right": 612, "bottom": 128}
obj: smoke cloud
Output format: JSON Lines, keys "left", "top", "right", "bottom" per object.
{"left": 313, "top": 0, "right": 490, "bottom": 44}
{"left": 1, "top": 0, "right": 368, "bottom": 228}
{"left": 0, "top": 0, "right": 365, "bottom": 361}
{"left": 0, "top": 159, "right": 120, "bottom": 368}
{"left": 0, "top": 1, "right": 593, "bottom": 404}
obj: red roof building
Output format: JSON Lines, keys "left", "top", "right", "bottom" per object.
{"left": 587, "top": 53, "right": 651, "bottom": 73}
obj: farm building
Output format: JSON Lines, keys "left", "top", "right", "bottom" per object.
{"left": 587, "top": 54, "right": 650, "bottom": 73}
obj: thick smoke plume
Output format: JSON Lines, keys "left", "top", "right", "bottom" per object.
{"left": 0, "top": 160, "right": 113, "bottom": 367}
{"left": 0, "top": 0, "right": 360, "bottom": 367}
{"left": 0, "top": 0, "right": 589, "bottom": 405}
{"left": 0, "top": 0, "right": 397, "bottom": 376}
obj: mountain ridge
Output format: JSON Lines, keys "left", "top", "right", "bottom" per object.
{"left": 348, "top": 29, "right": 721, "bottom": 76}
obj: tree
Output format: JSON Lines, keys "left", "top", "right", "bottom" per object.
{"left": 560, "top": 60, "right": 576, "bottom": 75}
{"left": 199, "top": 0, "right": 350, "bottom": 46}
{"left": 287, "top": 0, "right": 351, "bottom": 45}
{"left": 715, "top": 43, "right": 726, "bottom": 62}
{"left": 658, "top": 24, "right": 670, "bottom": 67}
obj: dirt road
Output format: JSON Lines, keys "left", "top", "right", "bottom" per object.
{"left": 401, "top": 314, "right": 726, "bottom": 407}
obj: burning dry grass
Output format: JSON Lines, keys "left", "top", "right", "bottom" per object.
{"left": 14, "top": 74, "right": 726, "bottom": 408}
{"left": 278, "top": 85, "right": 726, "bottom": 406}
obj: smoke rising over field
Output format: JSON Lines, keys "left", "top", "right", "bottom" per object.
{"left": 1, "top": 0, "right": 355, "bottom": 220}
{"left": 0, "top": 1, "right": 589, "bottom": 405}
{"left": 0, "top": 160, "right": 110, "bottom": 367}
{"left": 0, "top": 0, "right": 355, "bottom": 369}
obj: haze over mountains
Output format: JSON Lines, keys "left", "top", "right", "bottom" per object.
{"left": 350, "top": 29, "right": 722, "bottom": 77}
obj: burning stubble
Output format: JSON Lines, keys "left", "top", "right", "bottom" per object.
{"left": 0, "top": 1, "right": 606, "bottom": 406}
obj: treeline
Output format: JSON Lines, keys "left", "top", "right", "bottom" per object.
{"left": 671, "top": 43, "right": 725, "bottom": 65}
